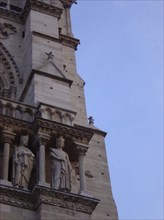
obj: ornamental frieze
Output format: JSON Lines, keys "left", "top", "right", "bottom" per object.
{"left": 30, "top": 0, "right": 63, "bottom": 19}
{"left": 0, "top": 185, "right": 99, "bottom": 214}
{"left": 33, "top": 185, "right": 99, "bottom": 214}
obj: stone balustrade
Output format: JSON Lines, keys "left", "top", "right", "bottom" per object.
{"left": 38, "top": 103, "right": 76, "bottom": 126}
{"left": 0, "top": 97, "right": 37, "bottom": 122}
{"left": 0, "top": 98, "right": 76, "bottom": 126}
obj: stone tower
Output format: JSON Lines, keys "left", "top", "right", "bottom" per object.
{"left": 0, "top": 0, "right": 118, "bottom": 219}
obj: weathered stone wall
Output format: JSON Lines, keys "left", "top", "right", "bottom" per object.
{"left": 0, "top": 204, "right": 36, "bottom": 220}
{"left": 36, "top": 203, "right": 90, "bottom": 220}
{"left": 85, "top": 132, "right": 118, "bottom": 220}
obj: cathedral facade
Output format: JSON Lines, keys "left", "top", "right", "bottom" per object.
{"left": 0, "top": 0, "right": 118, "bottom": 219}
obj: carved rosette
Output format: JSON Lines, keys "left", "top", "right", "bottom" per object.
{"left": 0, "top": 23, "right": 17, "bottom": 40}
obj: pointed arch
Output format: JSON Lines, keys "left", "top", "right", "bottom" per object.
{"left": 0, "top": 42, "right": 21, "bottom": 90}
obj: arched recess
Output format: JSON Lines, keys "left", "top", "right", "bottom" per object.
{"left": 0, "top": 42, "right": 21, "bottom": 98}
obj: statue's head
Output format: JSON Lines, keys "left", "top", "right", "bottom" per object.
{"left": 56, "top": 135, "right": 65, "bottom": 148}
{"left": 20, "top": 135, "right": 29, "bottom": 147}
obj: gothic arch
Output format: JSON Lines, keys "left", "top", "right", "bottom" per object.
{"left": 0, "top": 42, "right": 21, "bottom": 90}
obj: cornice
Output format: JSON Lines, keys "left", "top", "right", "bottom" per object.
{"left": 32, "top": 31, "right": 80, "bottom": 50}
{"left": 0, "top": 0, "right": 63, "bottom": 24}
{"left": 33, "top": 185, "right": 99, "bottom": 214}
{"left": 0, "top": 185, "right": 99, "bottom": 214}
{"left": 0, "top": 105, "right": 94, "bottom": 144}
{"left": 60, "top": 34, "right": 80, "bottom": 50}
{"left": 0, "top": 115, "right": 33, "bottom": 134}
{"left": 75, "top": 124, "right": 107, "bottom": 137}
{"left": 0, "top": 185, "right": 34, "bottom": 209}
{"left": 30, "top": 0, "right": 63, "bottom": 19}
{"left": 34, "top": 118, "right": 94, "bottom": 144}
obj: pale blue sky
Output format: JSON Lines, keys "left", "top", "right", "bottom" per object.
{"left": 71, "top": 1, "right": 163, "bottom": 220}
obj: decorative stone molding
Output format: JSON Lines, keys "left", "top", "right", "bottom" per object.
{"left": 0, "top": 22, "right": 17, "bottom": 39}
{"left": 0, "top": 97, "right": 37, "bottom": 123}
{"left": 0, "top": 0, "right": 63, "bottom": 23}
{"left": 33, "top": 185, "right": 99, "bottom": 214}
{"left": 32, "top": 31, "right": 80, "bottom": 50}
{"left": 34, "top": 118, "right": 93, "bottom": 145}
{"left": 0, "top": 115, "right": 33, "bottom": 135}
{"left": 0, "top": 185, "right": 34, "bottom": 210}
{"left": 0, "top": 42, "right": 21, "bottom": 88}
{"left": 76, "top": 145, "right": 88, "bottom": 156}
{"left": 3, "top": 131, "right": 15, "bottom": 144}
{"left": 37, "top": 131, "right": 50, "bottom": 146}
{"left": 38, "top": 103, "right": 76, "bottom": 126}
{"left": 0, "top": 98, "right": 94, "bottom": 145}
{"left": 30, "top": 0, "right": 63, "bottom": 19}
{"left": 60, "top": 34, "right": 80, "bottom": 50}
{"left": 0, "top": 185, "right": 99, "bottom": 214}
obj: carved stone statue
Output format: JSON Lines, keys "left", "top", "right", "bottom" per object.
{"left": 50, "top": 136, "right": 72, "bottom": 191}
{"left": 12, "top": 135, "right": 35, "bottom": 189}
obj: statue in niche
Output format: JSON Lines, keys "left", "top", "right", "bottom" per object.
{"left": 12, "top": 135, "right": 35, "bottom": 189}
{"left": 50, "top": 135, "right": 72, "bottom": 192}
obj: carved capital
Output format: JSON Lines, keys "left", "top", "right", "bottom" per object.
{"left": 37, "top": 132, "right": 50, "bottom": 146}
{"left": 38, "top": 137, "right": 48, "bottom": 146}
{"left": 3, "top": 131, "right": 15, "bottom": 144}
{"left": 76, "top": 144, "right": 88, "bottom": 156}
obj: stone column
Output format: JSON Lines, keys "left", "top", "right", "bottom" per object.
{"left": 37, "top": 134, "right": 49, "bottom": 187}
{"left": 1, "top": 132, "right": 14, "bottom": 186}
{"left": 78, "top": 149, "right": 86, "bottom": 193}
{"left": 61, "top": 0, "right": 75, "bottom": 37}
{"left": 61, "top": 113, "right": 65, "bottom": 124}
{"left": 77, "top": 145, "right": 90, "bottom": 196}
{"left": 7, "top": 0, "right": 10, "bottom": 10}
{"left": 65, "top": 8, "right": 73, "bottom": 37}
{"left": 9, "top": 86, "right": 17, "bottom": 100}
{"left": 2, "top": 138, "right": 11, "bottom": 180}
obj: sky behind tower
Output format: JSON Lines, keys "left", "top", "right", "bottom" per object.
{"left": 71, "top": 1, "right": 163, "bottom": 220}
